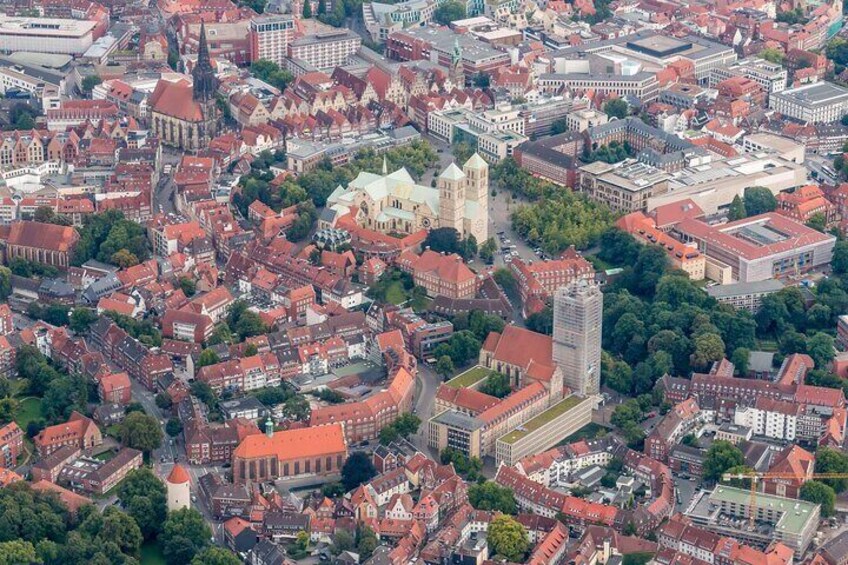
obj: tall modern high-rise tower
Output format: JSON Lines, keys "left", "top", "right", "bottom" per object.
{"left": 552, "top": 279, "right": 602, "bottom": 397}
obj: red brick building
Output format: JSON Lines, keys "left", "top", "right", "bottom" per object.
{"left": 185, "top": 418, "right": 262, "bottom": 465}
{"left": 97, "top": 372, "right": 132, "bottom": 405}
{"left": 309, "top": 367, "right": 416, "bottom": 444}
{"left": 508, "top": 247, "right": 595, "bottom": 317}
{"left": 5, "top": 221, "right": 79, "bottom": 269}
{"left": 232, "top": 424, "right": 348, "bottom": 484}
{"left": 34, "top": 412, "right": 102, "bottom": 457}
{"left": 397, "top": 250, "right": 478, "bottom": 300}
{"left": 0, "top": 422, "right": 24, "bottom": 467}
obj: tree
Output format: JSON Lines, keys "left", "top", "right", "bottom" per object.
{"left": 598, "top": 227, "right": 641, "bottom": 267}
{"left": 806, "top": 212, "right": 827, "bottom": 232}
{"left": 81, "top": 75, "right": 102, "bottom": 94}
{"left": 759, "top": 48, "right": 785, "bottom": 64}
{"left": 190, "top": 381, "right": 217, "bottom": 409}
{"left": 0, "top": 266, "right": 9, "bottom": 301}
{"left": 478, "top": 237, "right": 497, "bottom": 264}
{"left": 0, "top": 540, "right": 38, "bottom": 565}
{"left": 196, "top": 349, "right": 220, "bottom": 369}
{"left": 331, "top": 530, "right": 354, "bottom": 555}
{"left": 166, "top": 418, "right": 183, "bottom": 437}
{"left": 731, "top": 347, "right": 750, "bottom": 376}
{"left": 155, "top": 393, "right": 173, "bottom": 410}
{"left": 119, "top": 411, "right": 163, "bottom": 453}
{"left": 728, "top": 195, "right": 746, "bottom": 221}
{"left": 191, "top": 547, "right": 241, "bottom": 565}
{"left": 743, "top": 186, "right": 777, "bottom": 216}
{"left": 69, "top": 308, "right": 98, "bottom": 333}
{"left": 283, "top": 394, "right": 310, "bottom": 421}
{"left": 473, "top": 72, "right": 490, "bottom": 88}
{"left": 551, "top": 118, "right": 568, "bottom": 135}
{"left": 807, "top": 333, "right": 835, "bottom": 370}
{"left": 118, "top": 468, "right": 168, "bottom": 539}
{"left": 433, "top": 0, "right": 465, "bottom": 24}
{"left": 160, "top": 508, "right": 211, "bottom": 565}
{"left": 468, "top": 482, "right": 517, "bottom": 514}
{"left": 721, "top": 464, "right": 754, "bottom": 489}
{"left": 525, "top": 307, "right": 553, "bottom": 335}
{"left": 488, "top": 515, "right": 529, "bottom": 562}
{"left": 317, "top": 0, "right": 326, "bottom": 13}
{"left": 341, "top": 452, "right": 377, "bottom": 491}
{"left": 302, "top": 0, "right": 312, "bottom": 17}
{"left": 816, "top": 447, "right": 848, "bottom": 493}
{"left": 179, "top": 277, "right": 196, "bottom": 297}
{"left": 435, "top": 355, "right": 455, "bottom": 380}
{"left": 625, "top": 245, "right": 669, "bottom": 297}
{"left": 356, "top": 524, "right": 378, "bottom": 559}
{"left": 800, "top": 480, "right": 836, "bottom": 517}
{"left": 691, "top": 333, "right": 725, "bottom": 370}
{"left": 423, "top": 227, "right": 462, "bottom": 255}
{"left": 702, "top": 440, "right": 744, "bottom": 483}
{"left": 833, "top": 240, "right": 848, "bottom": 275}
{"left": 603, "top": 98, "right": 629, "bottom": 119}
{"left": 479, "top": 372, "right": 511, "bottom": 398}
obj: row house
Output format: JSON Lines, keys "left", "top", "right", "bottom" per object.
{"left": 196, "top": 352, "right": 282, "bottom": 393}
{"left": 0, "top": 422, "right": 23, "bottom": 467}
{"left": 184, "top": 418, "right": 262, "bottom": 465}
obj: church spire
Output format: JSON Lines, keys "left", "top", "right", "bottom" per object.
{"left": 192, "top": 21, "right": 218, "bottom": 103}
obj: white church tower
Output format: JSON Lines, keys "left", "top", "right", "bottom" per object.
{"left": 438, "top": 162, "right": 466, "bottom": 235}
{"left": 463, "top": 153, "right": 489, "bottom": 241}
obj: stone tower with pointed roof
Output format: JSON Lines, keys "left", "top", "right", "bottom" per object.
{"left": 463, "top": 153, "right": 488, "bottom": 241}
{"left": 438, "top": 161, "right": 466, "bottom": 235}
{"left": 191, "top": 22, "right": 219, "bottom": 147}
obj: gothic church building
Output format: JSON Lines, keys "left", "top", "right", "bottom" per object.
{"left": 150, "top": 23, "right": 219, "bottom": 151}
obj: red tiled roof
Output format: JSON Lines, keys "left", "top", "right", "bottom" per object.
{"left": 150, "top": 79, "right": 204, "bottom": 121}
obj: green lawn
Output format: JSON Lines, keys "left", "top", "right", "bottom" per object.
{"left": 140, "top": 542, "right": 166, "bottom": 565}
{"left": 445, "top": 366, "right": 492, "bottom": 388}
{"left": 500, "top": 395, "right": 586, "bottom": 444}
{"left": 106, "top": 425, "right": 122, "bottom": 439}
{"left": 755, "top": 339, "right": 779, "bottom": 352}
{"left": 557, "top": 422, "right": 608, "bottom": 446}
{"left": 385, "top": 281, "right": 408, "bottom": 305}
{"left": 14, "top": 397, "right": 42, "bottom": 429}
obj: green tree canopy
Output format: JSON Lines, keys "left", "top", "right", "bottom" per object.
{"left": 703, "top": 440, "right": 744, "bottom": 483}
{"left": 603, "top": 98, "right": 629, "bottom": 119}
{"left": 433, "top": 0, "right": 466, "bottom": 24}
{"left": 800, "top": 480, "right": 836, "bottom": 517}
{"left": 119, "top": 412, "right": 163, "bottom": 453}
{"left": 468, "top": 482, "right": 517, "bottom": 514}
{"left": 743, "top": 186, "right": 777, "bottom": 216}
{"left": 341, "top": 452, "right": 377, "bottom": 491}
{"left": 488, "top": 515, "right": 529, "bottom": 562}
{"left": 160, "top": 508, "right": 211, "bottom": 565}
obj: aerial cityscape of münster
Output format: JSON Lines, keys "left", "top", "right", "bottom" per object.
{"left": 1, "top": 0, "right": 848, "bottom": 563}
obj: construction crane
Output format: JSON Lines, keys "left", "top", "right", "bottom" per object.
{"left": 720, "top": 471, "right": 848, "bottom": 527}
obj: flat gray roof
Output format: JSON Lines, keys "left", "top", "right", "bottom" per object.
{"left": 431, "top": 410, "right": 484, "bottom": 431}
{"left": 774, "top": 81, "right": 848, "bottom": 106}
{"left": 705, "top": 279, "right": 784, "bottom": 299}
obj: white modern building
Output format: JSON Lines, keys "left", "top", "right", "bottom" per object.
{"left": 769, "top": 81, "right": 848, "bottom": 123}
{"left": 0, "top": 16, "right": 96, "bottom": 55}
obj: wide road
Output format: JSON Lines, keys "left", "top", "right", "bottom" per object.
{"left": 410, "top": 363, "right": 441, "bottom": 458}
